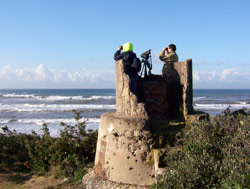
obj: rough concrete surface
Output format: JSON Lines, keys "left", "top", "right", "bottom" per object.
{"left": 173, "top": 59, "right": 193, "bottom": 118}
{"left": 82, "top": 169, "right": 150, "bottom": 189}
{"left": 115, "top": 60, "right": 148, "bottom": 118}
{"left": 94, "top": 112, "right": 155, "bottom": 186}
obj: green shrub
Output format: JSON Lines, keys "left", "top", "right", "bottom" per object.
{"left": 0, "top": 110, "right": 98, "bottom": 181}
{"left": 25, "top": 111, "right": 98, "bottom": 180}
{"left": 0, "top": 126, "right": 34, "bottom": 172}
{"left": 154, "top": 109, "right": 250, "bottom": 188}
{"left": 25, "top": 124, "right": 54, "bottom": 175}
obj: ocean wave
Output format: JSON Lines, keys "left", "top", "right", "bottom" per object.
{"left": 37, "top": 95, "right": 115, "bottom": 101}
{"left": 238, "top": 101, "right": 248, "bottom": 105}
{"left": 0, "top": 118, "right": 100, "bottom": 137}
{"left": 15, "top": 117, "right": 100, "bottom": 125}
{"left": 0, "top": 103, "right": 116, "bottom": 112}
{"left": 1, "top": 93, "right": 37, "bottom": 98}
{"left": 193, "top": 96, "right": 207, "bottom": 101}
{"left": 194, "top": 103, "right": 250, "bottom": 110}
{"left": 0, "top": 119, "right": 12, "bottom": 124}
{"left": 1, "top": 93, "right": 115, "bottom": 101}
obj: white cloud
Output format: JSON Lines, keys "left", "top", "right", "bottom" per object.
{"left": 193, "top": 68, "right": 250, "bottom": 89}
{"left": 193, "top": 71, "right": 200, "bottom": 82}
{"left": 50, "top": 70, "right": 67, "bottom": 82}
{"left": 219, "top": 68, "right": 239, "bottom": 81}
{"left": 193, "top": 70, "right": 217, "bottom": 83}
{"left": 1, "top": 64, "right": 250, "bottom": 89}
{"left": 0, "top": 64, "right": 115, "bottom": 88}
{"left": 35, "top": 64, "right": 51, "bottom": 81}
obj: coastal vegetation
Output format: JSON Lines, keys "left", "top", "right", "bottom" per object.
{"left": 0, "top": 110, "right": 98, "bottom": 187}
{"left": 0, "top": 108, "right": 249, "bottom": 188}
{"left": 154, "top": 108, "right": 250, "bottom": 188}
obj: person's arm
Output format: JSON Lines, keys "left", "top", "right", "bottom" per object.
{"left": 162, "top": 53, "right": 176, "bottom": 63}
{"left": 159, "top": 49, "right": 166, "bottom": 61}
{"left": 159, "top": 49, "right": 175, "bottom": 63}
{"left": 114, "top": 46, "right": 123, "bottom": 61}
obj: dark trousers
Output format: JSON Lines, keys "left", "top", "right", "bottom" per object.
{"left": 129, "top": 75, "right": 138, "bottom": 96}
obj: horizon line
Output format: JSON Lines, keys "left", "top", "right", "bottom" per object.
{"left": 1, "top": 88, "right": 250, "bottom": 90}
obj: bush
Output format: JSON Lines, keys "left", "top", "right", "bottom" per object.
{"left": 0, "top": 110, "right": 98, "bottom": 181}
{"left": 0, "top": 127, "right": 32, "bottom": 172}
{"left": 154, "top": 109, "right": 250, "bottom": 188}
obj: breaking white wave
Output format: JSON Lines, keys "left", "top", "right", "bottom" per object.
{"left": 1, "top": 93, "right": 37, "bottom": 98}
{"left": 0, "top": 93, "right": 115, "bottom": 101}
{"left": 238, "top": 101, "right": 248, "bottom": 105}
{"left": 0, "top": 119, "right": 12, "bottom": 124}
{"left": 37, "top": 95, "right": 115, "bottom": 101}
{"left": 0, "top": 118, "right": 100, "bottom": 137}
{"left": 193, "top": 96, "right": 207, "bottom": 101}
{"left": 194, "top": 103, "right": 250, "bottom": 110}
{"left": 37, "top": 95, "right": 85, "bottom": 101}
{"left": 15, "top": 117, "right": 100, "bottom": 125}
{"left": 0, "top": 103, "right": 116, "bottom": 112}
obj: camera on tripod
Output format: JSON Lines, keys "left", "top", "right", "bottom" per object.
{"left": 141, "top": 50, "right": 151, "bottom": 59}
{"left": 140, "top": 49, "right": 152, "bottom": 78}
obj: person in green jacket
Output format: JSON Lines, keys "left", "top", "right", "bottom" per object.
{"left": 159, "top": 44, "right": 179, "bottom": 76}
{"left": 159, "top": 44, "right": 181, "bottom": 118}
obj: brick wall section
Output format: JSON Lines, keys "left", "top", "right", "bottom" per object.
{"left": 143, "top": 80, "right": 169, "bottom": 119}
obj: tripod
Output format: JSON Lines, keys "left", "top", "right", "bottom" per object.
{"left": 140, "top": 49, "right": 152, "bottom": 78}
{"left": 140, "top": 59, "right": 151, "bottom": 77}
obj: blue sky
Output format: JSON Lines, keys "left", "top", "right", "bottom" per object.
{"left": 0, "top": 0, "right": 249, "bottom": 89}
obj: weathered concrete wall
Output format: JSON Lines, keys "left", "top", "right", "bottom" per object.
{"left": 94, "top": 112, "right": 156, "bottom": 186}
{"left": 115, "top": 60, "right": 148, "bottom": 118}
{"left": 174, "top": 59, "right": 193, "bottom": 118}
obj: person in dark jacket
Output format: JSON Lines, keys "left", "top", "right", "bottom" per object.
{"left": 114, "top": 42, "right": 139, "bottom": 96}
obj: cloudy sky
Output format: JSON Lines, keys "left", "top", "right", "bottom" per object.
{"left": 0, "top": 0, "right": 249, "bottom": 89}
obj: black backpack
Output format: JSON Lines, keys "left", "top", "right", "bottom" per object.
{"left": 131, "top": 57, "right": 141, "bottom": 73}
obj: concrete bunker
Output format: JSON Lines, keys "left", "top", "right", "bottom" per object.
{"left": 115, "top": 58, "right": 195, "bottom": 121}
{"left": 93, "top": 58, "right": 208, "bottom": 186}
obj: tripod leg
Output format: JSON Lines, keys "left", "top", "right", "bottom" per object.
{"left": 140, "top": 64, "right": 145, "bottom": 77}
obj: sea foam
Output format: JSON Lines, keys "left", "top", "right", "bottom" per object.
{"left": 1, "top": 93, "right": 115, "bottom": 101}
{"left": 0, "top": 103, "right": 116, "bottom": 112}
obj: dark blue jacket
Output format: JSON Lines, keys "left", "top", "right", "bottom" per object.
{"left": 114, "top": 50, "right": 138, "bottom": 77}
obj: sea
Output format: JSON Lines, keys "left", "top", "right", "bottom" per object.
{"left": 0, "top": 89, "right": 250, "bottom": 137}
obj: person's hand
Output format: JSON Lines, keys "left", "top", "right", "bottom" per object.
{"left": 118, "top": 46, "right": 123, "bottom": 51}
{"left": 163, "top": 47, "right": 168, "bottom": 52}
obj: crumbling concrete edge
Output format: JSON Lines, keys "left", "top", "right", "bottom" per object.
{"left": 82, "top": 169, "right": 151, "bottom": 189}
